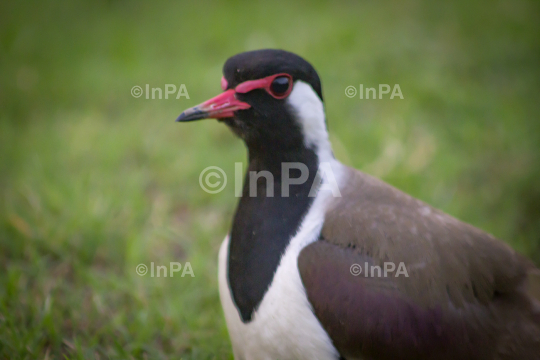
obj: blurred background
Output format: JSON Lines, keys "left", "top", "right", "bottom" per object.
{"left": 1, "top": 0, "right": 539, "bottom": 358}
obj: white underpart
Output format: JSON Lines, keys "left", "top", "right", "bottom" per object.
{"left": 218, "top": 80, "right": 346, "bottom": 359}
{"left": 218, "top": 163, "right": 345, "bottom": 359}
{"left": 287, "top": 80, "right": 334, "bottom": 164}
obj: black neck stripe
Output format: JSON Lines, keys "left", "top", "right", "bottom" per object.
{"left": 227, "top": 147, "right": 319, "bottom": 322}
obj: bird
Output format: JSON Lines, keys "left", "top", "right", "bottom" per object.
{"left": 176, "top": 49, "right": 540, "bottom": 360}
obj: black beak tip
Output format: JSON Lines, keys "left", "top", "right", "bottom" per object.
{"left": 175, "top": 112, "right": 188, "bottom": 122}
{"left": 175, "top": 108, "right": 209, "bottom": 122}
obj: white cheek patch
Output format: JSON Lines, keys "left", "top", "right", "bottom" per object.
{"left": 287, "top": 81, "right": 333, "bottom": 163}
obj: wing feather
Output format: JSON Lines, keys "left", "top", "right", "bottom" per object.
{"left": 298, "top": 167, "right": 540, "bottom": 359}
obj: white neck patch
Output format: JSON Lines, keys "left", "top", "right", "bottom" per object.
{"left": 286, "top": 81, "right": 334, "bottom": 163}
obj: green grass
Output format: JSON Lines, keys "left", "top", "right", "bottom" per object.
{"left": 1, "top": 0, "right": 539, "bottom": 358}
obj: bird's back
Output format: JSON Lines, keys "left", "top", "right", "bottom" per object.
{"left": 299, "top": 166, "right": 540, "bottom": 359}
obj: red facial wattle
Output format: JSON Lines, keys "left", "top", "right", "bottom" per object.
{"left": 221, "top": 76, "right": 228, "bottom": 91}
{"left": 176, "top": 73, "right": 293, "bottom": 122}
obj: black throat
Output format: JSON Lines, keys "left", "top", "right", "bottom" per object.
{"left": 227, "top": 143, "right": 319, "bottom": 322}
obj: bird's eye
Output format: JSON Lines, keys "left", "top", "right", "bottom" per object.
{"left": 269, "top": 76, "right": 290, "bottom": 97}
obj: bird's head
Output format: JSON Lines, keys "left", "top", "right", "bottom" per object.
{"left": 177, "top": 49, "right": 330, "bottom": 157}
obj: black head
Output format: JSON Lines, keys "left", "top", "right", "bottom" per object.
{"left": 222, "top": 49, "right": 323, "bottom": 100}
{"left": 176, "top": 49, "right": 327, "bottom": 155}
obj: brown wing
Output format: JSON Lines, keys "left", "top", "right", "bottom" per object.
{"left": 298, "top": 167, "right": 540, "bottom": 360}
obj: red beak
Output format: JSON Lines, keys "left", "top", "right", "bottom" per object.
{"left": 176, "top": 89, "right": 251, "bottom": 122}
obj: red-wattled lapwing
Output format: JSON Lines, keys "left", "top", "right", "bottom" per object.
{"left": 176, "top": 49, "right": 540, "bottom": 360}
